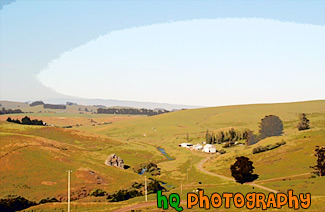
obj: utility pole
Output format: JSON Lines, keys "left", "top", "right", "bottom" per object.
{"left": 187, "top": 169, "right": 189, "bottom": 181}
{"left": 145, "top": 175, "right": 147, "bottom": 202}
{"left": 67, "top": 170, "right": 72, "bottom": 212}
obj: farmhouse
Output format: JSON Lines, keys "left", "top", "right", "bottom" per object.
{"left": 193, "top": 143, "right": 203, "bottom": 150}
{"left": 202, "top": 144, "right": 217, "bottom": 153}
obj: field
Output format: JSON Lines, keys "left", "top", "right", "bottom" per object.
{"left": 0, "top": 100, "right": 324, "bottom": 211}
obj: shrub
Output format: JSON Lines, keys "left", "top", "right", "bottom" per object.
{"left": 252, "top": 141, "right": 286, "bottom": 154}
{"left": 109, "top": 189, "right": 142, "bottom": 202}
{"left": 90, "top": 189, "right": 107, "bottom": 197}
{"left": 133, "top": 163, "right": 161, "bottom": 176}
{"left": 266, "top": 144, "right": 277, "bottom": 150}
{"left": 219, "top": 149, "right": 226, "bottom": 154}
{"left": 39, "top": 197, "right": 59, "bottom": 204}
{"left": 280, "top": 140, "right": 286, "bottom": 145}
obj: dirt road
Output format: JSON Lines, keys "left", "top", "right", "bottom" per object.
{"left": 113, "top": 155, "right": 280, "bottom": 211}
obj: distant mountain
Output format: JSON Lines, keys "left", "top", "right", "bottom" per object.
{"left": 44, "top": 98, "right": 202, "bottom": 110}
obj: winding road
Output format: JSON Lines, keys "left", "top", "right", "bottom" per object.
{"left": 113, "top": 155, "right": 281, "bottom": 211}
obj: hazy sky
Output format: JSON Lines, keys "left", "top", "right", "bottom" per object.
{"left": 1, "top": 1, "right": 324, "bottom": 106}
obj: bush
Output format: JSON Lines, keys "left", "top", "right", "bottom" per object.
{"left": 39, "top": 197, "right": 59, "bottom": 204}
{"left": 90, "top": 189, "right": 107, "bottom": 197}
{"left": 108, "top": 179, "right": 166, "bottom": 202}
{"left": 109, "top": 189, "right": 142, "bottom": 202}
{"left": 266, "top": 144, "right": 277, "bottom": 150}
{"left": 219, "top": 149, "right": 226, "bottom": 154}
{"left": 252, "top": 141, "right": 286, "bottom": 154}
{"left": 133, "top": 163, "right": 161, "bottom": 176}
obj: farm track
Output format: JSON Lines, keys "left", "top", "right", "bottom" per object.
{"left": 112, "top": 155, "right": 279, "bottom": 212}
{"left": 254, "top": 173, "right": 311, "bottom": 183}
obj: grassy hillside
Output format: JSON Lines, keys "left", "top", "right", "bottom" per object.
{"left": 1, "top": 100, "right": 324, "bottom": 211}
{"left": 0, "top": 122, "right": 166, "bottom": 202}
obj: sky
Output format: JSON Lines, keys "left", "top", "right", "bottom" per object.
{"left": 0, "top": 0, "right": 324, "bottom": 107}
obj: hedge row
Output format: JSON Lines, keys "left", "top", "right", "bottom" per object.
{"left": 253, "top": 140, "right": 286, "bottom": 154}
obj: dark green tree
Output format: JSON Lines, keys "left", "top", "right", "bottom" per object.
{"left": 230, "top": 156, "right": 258, "bottom": 184}
{"left": 246, "top": 130, "right": 258, "bottom": 146}
{"left": 147, "top": 179, "right": 166, "bottom": 193}
{"left": 21, "top": 116, "right": 32, "bottom": 125}
{"left": 205, "top": 130, "right": 212, "bottom": 144}
{"left": 311, "top": 146, "right": 325, "bottom": 177}
{"left": 259, "top": 115, "right": 283, "bottom": 139}
{"left": 297, "top": 113, "right": 310, "bottom": 131}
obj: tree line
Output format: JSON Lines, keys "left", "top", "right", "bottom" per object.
{"left": 206, "top": 113, "right": 310, "bottom": 147}
{"left": 97, "top": 108, "right": 169, "bottom": 116}
{"left": 30, "top": 101, "right": 66, "bottom": 109}
{"left": 205, "top": 128, "right": 249, "bottom": 144}
{"left": 7, "top": 116, "right": 44, "bottom": 126}
{"left": 0, "top": 108, "right": 23, "bottom": 115}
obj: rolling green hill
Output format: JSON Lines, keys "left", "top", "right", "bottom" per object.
{"left": 0, "top": 100, "right": 324, "bottom": 211}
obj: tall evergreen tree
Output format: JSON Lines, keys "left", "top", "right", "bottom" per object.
{"left": 297, "top": 113, "right": 310, "bottom": 131}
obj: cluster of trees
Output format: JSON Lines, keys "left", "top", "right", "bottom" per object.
{"left": 108, "top": 179, "right": 165, "bottom": 202}
{"left": 205, "top": 128, "right": 249, "bottom": 144}
{"left": 0, "top": 108, "right": 23, "bottom": 115}
{"left": 90, "top": 189, "right": 107, "bottom": 197}
{"left": 134, "top": 162, "right": 161, "bottom": 176}
{"left": 0, "top": 195, "right": 60, "bottom": 212}
{"left": 7, "top": 116, "right": 44, "bottom": 126}
{"left": 66, "top": 102, "right": 77, "bottom": 106}
{"left": 207, "top": 113, "right": 310, "bottom": 148}
{"left": 97, "top": 108, "right": 169, "bottom": 116}
{"left": 252, "top": 140, "right": 286, "bottom": 154}
{"left": 0, "top": 196, "right": 37, "bottom": 212}
{"left": 43, "top": 104, "right": 66, "bottom": 109}
{"left": 30, "top": 101, "right": 66, "bottom": 109}
{"left": 30, "top": 101, "right": 44, "bottom": 107}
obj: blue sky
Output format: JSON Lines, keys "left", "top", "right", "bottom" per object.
{"left": 0, "top": 0, "right": 324, "bottom": 106}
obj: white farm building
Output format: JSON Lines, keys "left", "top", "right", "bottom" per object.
{"left": 179, "top": 143, "right": 193, "bottom": 148}
{"left": 202, "top": 144, "right": 217, "bottom": 153}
